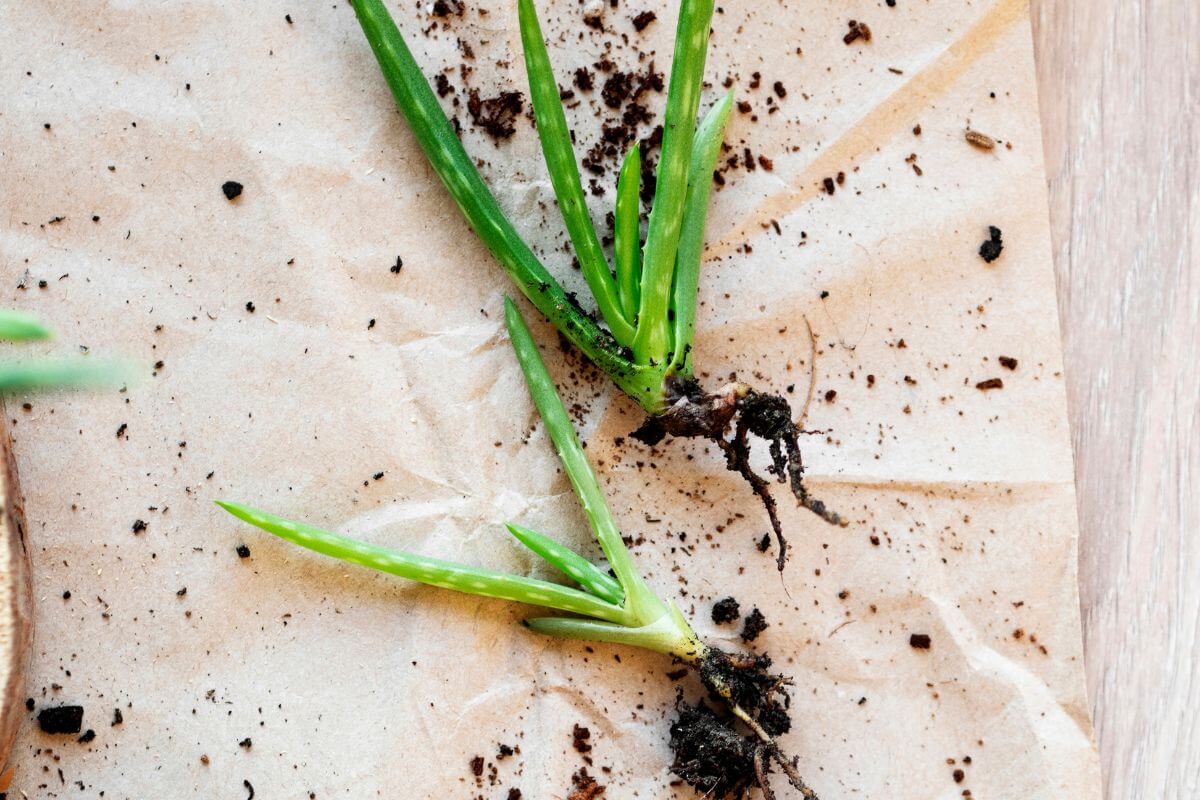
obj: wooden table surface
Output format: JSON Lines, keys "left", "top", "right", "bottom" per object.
{"left": 1031, "top": 2, "right": 1199, "bottom": 798}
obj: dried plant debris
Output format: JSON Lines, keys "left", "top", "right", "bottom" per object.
{"left": 567, "top": 768, "right": 606, "bottom": 799}
{"left": 843, "top": 19, "right": 872, "bottom": 45}
{"left": 964, "top": 129, "right": 996, "bottom": 150}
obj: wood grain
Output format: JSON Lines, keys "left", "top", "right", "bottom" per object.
{"left": 0, "top": 416, "right": 33, "bottom": 771}
{"left": 1030, "top": 2, "right": 1200, "bottom": 798}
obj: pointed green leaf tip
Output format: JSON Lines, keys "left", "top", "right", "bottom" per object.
{"left": 506, "top": 522, "right": 624, "bottom": 604}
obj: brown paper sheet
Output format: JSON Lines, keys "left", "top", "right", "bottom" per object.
{"left": 1, "top": 0, "right": 1101, "bottom": 796}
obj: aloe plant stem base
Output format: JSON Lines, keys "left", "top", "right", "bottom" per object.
{"left": 630, "top": 377, "right": 846, "bottom": 571}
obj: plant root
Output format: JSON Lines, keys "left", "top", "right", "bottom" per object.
{"left": 632, "top": 378, "right": 845, "bottom": 570}
{"left": 669, "top": 648, "right": 820, "bottom": 799}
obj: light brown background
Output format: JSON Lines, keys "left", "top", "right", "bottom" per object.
{"left": 1032, "top": 2, "right": 1200, "bottom": 798}
{"left": 1, "top": 0, "right": 1193, "bottom": 797}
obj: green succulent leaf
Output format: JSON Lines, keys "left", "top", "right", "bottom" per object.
{"left": 518, "top": 0, "right": 632, "bottom": 344}
{"left": 669, "top": 90, "right": 734, "bottom": 376}
{"left": 0, "top": 358, "right": 129, "bottom": 394}
{"left": 350, "top": 0, "right": 660, "bottom": 397}
{"left": 503, "top": 297, "right": 666, "bottom": 623}
{"left": 631, "top": 0, "right": 717, "bottom": 366}
{"left": 525, "top": 600, "right": 705, "bottom": 660}
{"left": 215, "top": 500, "right": 629, "bottom": 623}
{"left": 614, "top": 146, "right": 643, "bottom": 322}
{"left": 506, "top": 522, "right": 624, "bottom": 604}
{"left": 0, "top": 310, "right": 52, "bottom": 342}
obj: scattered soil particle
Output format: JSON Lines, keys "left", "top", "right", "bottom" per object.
{"left": 601, "top": 71, "right": 633, "bottom": 109}
{"left": 631, "top": 10, "right": 656, "bottom": 31}
{"left": 975, "top": 378, "right": 1004, "bottom": 391}
{"left": 567, "top": 768, "right": 606, "bottom": 799}
{"left": 574, "top": 67, "right": 594, "bottom": 91}
{"left": 572, "top": 723, "right": 593, "bottom": 753}
{"left": 245, "top": 301, "right": 256, "bottom": 313}
{"left": 78, "top": 729, "right": 96, "bottom": 743}
{"left": 998, "top": 356, "right": 1018, "bottom": 370}
{"left": 965, "top": 129, "right": 996, "bottom": 150}
{"left": 236, "top": 544, "right": 251, "bottom": 558}
{"left": 116, "top": 422, "right": 128, "bottom": 438}
{"left": 470, "top": 755, "right": 485, "bottom": 777}
{"left": 131, "top": 519, "right": 148, "bottom": 534}
{"left": 507, "top": 789, "right": 522, "bottom": 800}
{"left": 979, "top": 225, "right": 1003, "bottom": 262}
{"left": 37, "top": 705, "right": 84, "bottom": 734}
{"left": 467, "top": 90, "right": 524, "bottom": 140}
{"left": 239, "top": 737, "right": 252, "bottom": 749}
{"left": 909, "top": 633, "right": 932, "bottom": 649}
{"left": 740, "top": 608, "right": 769, "bottom": 642}
{"left": 711, "top": 596, "right": 741, "bottom": 625}
{"left": 221, "top": 181, "right": 243, "bottom": 201}
{"left": 431, "top": 0, "right": 463, "bottom": 16}
{"left": 822, "top": 176, "right": 836, "bottom": 194}
{"left": 112, "top": 708, "right": 124, "bottom": 726}
{"left": 497, "top": 743, "right": 514, "bottom": 758}
{"left": 843, "top": 19, "right": 872, "bottom": 44}
{"left": 953, "top": 768, "right": 966, "bottom": 783}
{"left": 391, "top": 256, "right": 404, "bottom": 273}
{"left": 773, "top": 81, "right": 787, "bottom": 99}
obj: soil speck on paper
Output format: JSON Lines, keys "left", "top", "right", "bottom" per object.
{"left": 572, "top": 723, "right": 593, "bottom": 753}
{"left": 843, "top": 19, "right": 872, "bottom": 44}
{"left": 711, "top": 596, "right": 741, "bottom": 624}
{"left": 467, "top": 90, "right": 524, "bottom": 141}
{"left": 979, "top": 226, "right": 1003, "bottom": 263}
{"left": 567, "top": 768, "right": 606, "bottom": 799}
{"left": 740, "top": 608, "right": 768, "bottom": 642}
{"left": 37, "top": 705, "right": 84, "bottom": 734}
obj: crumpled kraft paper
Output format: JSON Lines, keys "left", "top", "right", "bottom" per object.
{"left": 0, "top": 0, "right": 1101, "bottom": 797}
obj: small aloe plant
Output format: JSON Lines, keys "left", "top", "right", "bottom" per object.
{"left": 349, "top": 0, "right": 844, "bottom": 569}
{"left": 218, "top": 299, "right": 819, "bottom": 799}
{"left": 0, "top": 310, "right": 124, "bottom": 393}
